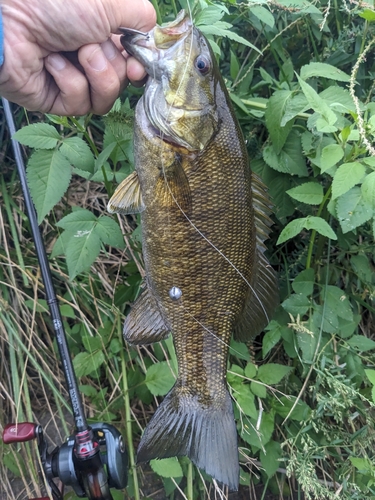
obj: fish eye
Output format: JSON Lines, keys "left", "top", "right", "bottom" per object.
{"left": 195, "top": 55, "right": 210, "bottom": 75}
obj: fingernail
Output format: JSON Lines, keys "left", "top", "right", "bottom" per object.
{"left": 89, "top": 48, "right": 107, "bottom": 71}
{"left": 48, "top": 53, "right": 66, "bottom": 71}
{"left": 101, "top": 39, "right": 117, "bottom": 61}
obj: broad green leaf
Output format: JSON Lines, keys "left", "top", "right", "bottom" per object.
{"left": 347, "top": 335, "right": 375, "bottom": 352}
{"left": 250, "top": 380, "right": 267, "bottom": 398}
{"left": 200, "top": 22, "right": 261, "bottom": 52}
{"left": 320, "top": 87, "right": 357, "bottom": 113}
{"left": 96, "top": 216, "right": 125, "bottom": 248}
{"left": 300, "top": 62, "right": 350, "bottom": 82}
{"left": 262, "top": 324, "right": 282, "bottom": 357}
{"left": 229, "top": 339, "right": 250, "bottom": 361}
{"left": 57, "top": 207, "right": 96, "bottom": 231}
{"left": 361, "top": 171, "right": 375, "bottom": 209}
{"left": 277, "top": 218, "right": 305, "bottom": 244}
{"left": 65, "top": 229, "right": 101, "bottom": 280}
{"left": 296, "top": 318, "right": 319, "bottom": 363}
{"left": 336, "top": 187, "right": 373, "bottom": 233}
{"left": 230, "top": 50, "right": 240, "bottom": 80}
{"left": 281, "top": 93, "right": 307, "bottom": 125}
{"left": 292, "top": 268, "right": 315, "bottom": 296}
{"left": 3, "top": 450, "right": 25, "bottom": 477}
{"left": 260, "top": 440, "right": 282, "bottom": 478}
{"left": 251, "top": 5, "right": 275, "bottom": 27}
{"left": 27, "top": 149, "right": 72, "bottom": 223}
{"left": 60, "top": 137, "right": 95, "bottom": 173}
{"left": 287, "top": 182, "right": 323, "bottom": 205}
{"left": 263, "top": 131, "right": 308, "bottom": 176}
{"left": 265, "top": 90, "right": 294, "bottom": 154}
{"left": 321, "top": 285, "right": 353, "bottom": 321}
{"left": 73, "top": 350, "right": 105, "bottom": 377}
{"left": 272, "top": 396, "right": 311, "bottom": 421}
{"left": 312, "top": 304, "right": 339, "bottom": 334}
{"left": 282, "top": 293, "right": 311, "bottom": 316}
{"left": 277, "top": 216, "right": 337, "bottom": 244}
{"left": 234, "top": 387, "right": 257, "bottom": 418}
{"left": 240, "top": 411, "right": 274, "bottom": 449}
{"left": 297, "top": 75, "right": 337, "bottom": 126}
{"left": 365, "top": 369, "right": 375, "bottom": 386}
{"left": 267, "top": 173, "right": 296, "bottom": 222}
{"left": 60, "top": 304, "right": 76, "bottom": 318}
{"left": 320, "top": 144, "right": 344, "bottom": 172}
{"left": 337, "top": 315, "right": 361, "bottom": 339}
{"left": 195, "top": 5, "right": 225, "bottom": 25}
{"left": 332, "top": 162, "right": 366, "bottom": 200}
{"left": 150, "top": 458, "right": 183, "bottom": 478}
{"left": 350, "top": 254, "right": 375, "bottom": 285}
{"left": 359, "top": 8, "right": 375, "bottom": 21}
{"left": 244, "top": 362, "right": 257, "bottom": 379}
{"left": 258, "top": 364, "right": 293, "bottom": 385}
{"left": 13, "top": 123, "right": 61, "bottom": 149}
{"left": 145, "top": 362, "right": 176, "bottom": 396}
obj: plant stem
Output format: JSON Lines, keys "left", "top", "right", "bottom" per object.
{"left": 150, "top": 0, "right": 162, "bottom": 24}
{"left": 119, "top": 316, "right": 140, "bottom": 500}
{"left": 306, "top": 186, "right": 332, "bottom": 269}
{"left": 186, "top": 460, "right": 193, "bottom": 500}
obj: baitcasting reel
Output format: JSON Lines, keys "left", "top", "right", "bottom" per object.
{"left": 3, "top": 421, "right": 128, "bottom": 499}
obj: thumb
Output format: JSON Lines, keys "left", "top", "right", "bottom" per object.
{"left": 103, "top": 0, "right": 156, "bottom": 34}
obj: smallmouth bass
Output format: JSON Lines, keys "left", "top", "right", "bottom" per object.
{"left": 108, "top": 11, "right": 278, "bottom": 490}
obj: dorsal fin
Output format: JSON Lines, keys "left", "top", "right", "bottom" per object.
{"left": 234, "top": 173, "right": 278, "bottom": 341}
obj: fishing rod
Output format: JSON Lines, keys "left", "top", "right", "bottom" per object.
{"left": 1, "top": 98, "right": 128, "bottom": 500}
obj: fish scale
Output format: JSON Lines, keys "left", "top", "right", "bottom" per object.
{"left": 108, "top": 10, "right": 278, "bottom": 490}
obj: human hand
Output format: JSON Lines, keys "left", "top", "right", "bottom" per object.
{"left": 0, "top": 0, "right": 156, "bottom": 115}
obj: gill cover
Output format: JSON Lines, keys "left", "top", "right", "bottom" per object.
{"left": 121, "top": 10, "right": 219, "bottom": 151}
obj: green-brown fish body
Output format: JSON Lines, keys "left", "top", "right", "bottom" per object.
{"left": 108, "top": 11, "right": 278, "bottom": 490}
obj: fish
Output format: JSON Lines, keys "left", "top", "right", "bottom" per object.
{"left": 108, "top": 10, "right": 278, "bottom": 491}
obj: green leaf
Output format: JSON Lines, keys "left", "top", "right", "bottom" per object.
{"left": 361, "top": 171, "right": 375, "bottom": 209}
{"left": 359, "top": 8, "right": 375, "bottom": 21}
{"left": 263, "top": 131, "right": 308, "bottom": 176}
{"left": 320, "top": 144, "right": 344, "bottom": 173}
{"left": 73, "top": 350, "right": 105, "bottom": 377}
{"left": 150, "top": 458, "right": 183, "bottom": 478}
{"left": 57, "top": 207, "right": 97, "bottom": 230}
{"left": 282, "top": 293, "right": 311, "bottom": 316}
{"left": 240, "top": 411, "right": 274, "bottom": 449}
{"left": 27, "top": 149, "right": 72, "bottom": 223}
{"left": 250, "top": 380, "right": 267, "bottom": 398}
{"left": 336, "top": 187, "right": 373, "bottom": 233}
{"left": 281, "top": 93, "right": 307, "bottom": 125}
{"left": 292, "top": 268, "right": 315, "bottom": 296}
{"left": 96, "top": 216, "right": 125, "bottom": 248}
{"left": 260, "top": 440, "right": 282, "bottom": 478}
{"left": 319, "top": 87, "right": 357, "bottom": 113}
{"left": 296, "top": 319, "right": 319, "bottom": 364}
{"left": 145, "top": 362, "right": 176, "bottom": 396}
{"left": 277, "top": 216, "right": 337, "bottom": 244}
{"left": 287, "top": 182, "right": 324, "bottom": 205}
{"left": 244, "top": 362, "right": 257, "bottom": 379}
{"left": 365, "top": 369, "right": 375, "bottom": 386}
{"left": 273, "top": 396, "right": 311, "bottom": 421}
{"left": 13, "top": 123, "right": 61, "bottom": 149}
{"left": 234, "top": 387, "right": 258, "bottom": 418}
{"left": 297, "top": 75, "right": 337, "bottom": 126}
{"left": 321, "top": 285, "right": 353, "bottom": 321}
{"left": 262, "top": 324, "right": 282, "bottom": 357}
{"left": 200, "top": 22, "right": 261, "bottom": 52}
{"left": 60, "top": 137, "right": 95, "bottom": 173}
{"left": 347, "top": 335, "right": 375, "bottom": 352}
{"left": 258, "top": 364, "right": 293, "bottom": 385}
{"left": 300, "top": 62, "right": 350, "bottom": 82}
{"left": 251, "top": 5, "right": 275, "bottom": 27}
{"left": 312, "top": 304, "right": 339, "bottom": 334}
{"left": 332, "top": 162, "right": 366, "bottom": 200}
{"left": 195, "top": 5, "right": 225, "bottom": 26}
{"left": 265, "top": 90, "right": 294, "bottom": 154}
{"left": 65, "top": 229, "right": 101, "bottom": 280}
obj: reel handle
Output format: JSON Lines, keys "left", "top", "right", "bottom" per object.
{"left": 2, "top": 422, "right": 39, "bottom": 444}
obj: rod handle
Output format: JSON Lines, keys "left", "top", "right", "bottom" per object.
{"left": 2, "top": 422, "right": 38, "bottom": 444}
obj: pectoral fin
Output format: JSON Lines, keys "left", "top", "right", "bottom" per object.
{"left": 156, "top": 155, "right": 192, "bottom": 215}
{"left": 124, "top": 287, "right": 170, "bottom": 345}
{"left": 107, "top": 171, "right": 145, "bottom": 214}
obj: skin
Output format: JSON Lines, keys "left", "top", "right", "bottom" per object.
{"left": 0, "top": 0, "right": 156, "bottom": 114}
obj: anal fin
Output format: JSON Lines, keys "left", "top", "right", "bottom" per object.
{"left": 107, "top": 171, "right": 145, "bottom": 214}
{"left": 124, "top": 287, "right": 170, "bottom": 345}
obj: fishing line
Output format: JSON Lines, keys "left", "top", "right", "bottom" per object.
{"left": 154, "top": 4, "right": 270, "bottom": 327}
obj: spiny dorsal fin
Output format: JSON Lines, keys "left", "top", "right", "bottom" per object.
{"left": 234, "top": 173, "right": 278, "bottom": 341}
{"left": 107, "top": 171, "right": 145, "bottom": 214}
{"left": 124, "top": 286, "right": 170, "bottom": 345}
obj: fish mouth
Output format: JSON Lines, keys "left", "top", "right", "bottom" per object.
{"left": 119, "top": 10, "right": 193, "bottom": 68}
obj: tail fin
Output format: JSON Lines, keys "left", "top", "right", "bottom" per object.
{"left": 137, "top": 384, "right": 239, "bottom": 490}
